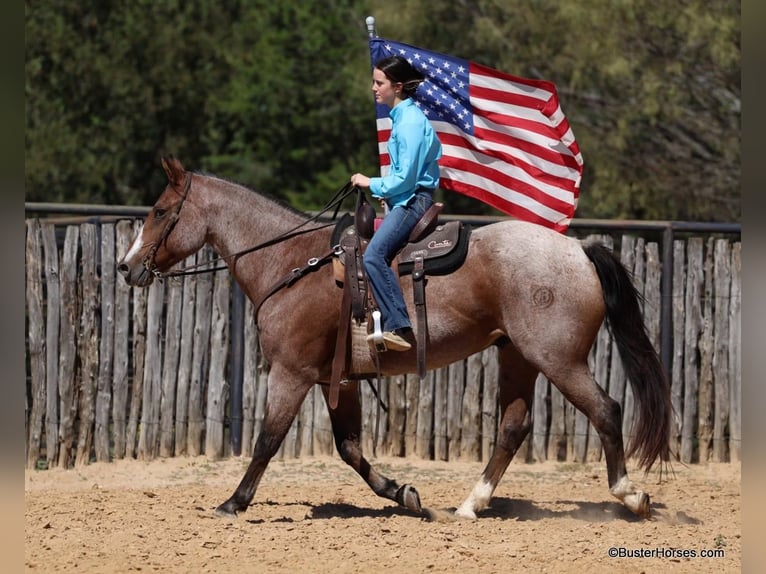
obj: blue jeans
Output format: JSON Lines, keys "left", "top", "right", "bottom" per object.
{"left": 363, "top": 190, "right": 433, "bottom": 332}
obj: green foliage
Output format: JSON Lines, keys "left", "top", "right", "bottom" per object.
{"left": 26, "top": 0, "right": 739, "bottom": 222}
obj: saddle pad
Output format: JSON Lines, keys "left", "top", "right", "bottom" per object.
{"left": 397, "top": 221, "right": 471, "bottom": 277}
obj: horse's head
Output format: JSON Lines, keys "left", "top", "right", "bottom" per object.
{"left": 117, "top": 156, "right": 207, "bottom": 287}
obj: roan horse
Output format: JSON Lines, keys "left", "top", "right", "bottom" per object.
{"left": 118, "top": 157, "right": 671, "bottom": 520}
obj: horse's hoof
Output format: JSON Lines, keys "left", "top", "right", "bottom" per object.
{"left": 454, "top": 505, "right": 478, "bottom": 520}
{"left": 214, "top": 500, "right": 240, "bottom": 519}
{"left": 396, "top": 484, "right": 422, "bottom": 512}
{"left": 624, "top": 491, "right": 651, "bottom": 519}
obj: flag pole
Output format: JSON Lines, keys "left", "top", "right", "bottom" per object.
{"left": 366, "top": 16, "right": 376, "bottom": 38}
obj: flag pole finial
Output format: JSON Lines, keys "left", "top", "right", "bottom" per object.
{"left": 365, "top": 16, "right": 376, "bottom": 38}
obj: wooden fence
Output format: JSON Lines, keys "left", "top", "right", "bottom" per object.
{"left": 24, "top": 218, "right": 741, "bottom": 469}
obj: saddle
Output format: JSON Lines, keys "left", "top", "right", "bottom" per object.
{"left": 328, "top": 191, "right": 471, "bottom": 408}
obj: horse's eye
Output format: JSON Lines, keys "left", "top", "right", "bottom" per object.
{"left": 154, "top": 207, "right": 167, "bottom": 219}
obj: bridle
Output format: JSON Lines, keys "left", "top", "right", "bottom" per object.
{"left": 141, "top": 171, "right": 193, "bottom": 277}
{"left": 140, "top": 172, "right": 357, "bottom": 280}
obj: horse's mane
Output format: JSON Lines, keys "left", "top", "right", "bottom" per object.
{"left": 194, "top": 170, "right": 312, "bottom": 220}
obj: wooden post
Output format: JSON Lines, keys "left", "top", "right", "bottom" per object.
{"left": 447, "top": 360, "right": 465, "bottom": 461}
{"left": 41, "top": 223, "right": 61, "bottom": 467}
{"left": 481, "top": 347, "right": 498, "bottom": 463}
{"left": 75, "top": 224, "right": 99, "bottom": 467}
{"left": 403, "top": 373, "right": 420, "bottom": 456}
{"left": 670, "top": 240, "right": 687, "bottom": 456}
{"left": 112, "top": 221, "right": 133, "bottom": 459}
{"left": 241, "top": 298, "right": 257, "bottom": 456}
{"left": 386, "top": 374, "right": 407, "bottom": 457}
{"left": 94, "top": 224, "right": 115, "bottom": 462}
{"left": 728, "top": 242, "right": 741, "bottom": 462}
{"left": 57, "top": 226, "right": 80, "bottom": 468}
{"left": 159, "top": 275, "right": 184, "bottom": 457}
{"left": 25, "top": 220, "right": 45, "bottom": 469}
{"left": 188, "top": 248, "right": 214, "bottom": 456}
{"left": 697, "top": 238, "right": 715, "bottom": 462}
{"left": 712, "top": 239, "right": 731, "bottom": 461}
{"left": 460, "top": 352, "right": 482, "bottom": 461}
{"left": 416, "top": 371, "right": 434, "bottom": 459}
{"left": 205, "top": 271, "right": 231, "bottom": 459}
{"left": 547, "top": 384, "right": 566, "bottom": 461}
{"left": 532, "top": 374, "right": 549, "bottom": 462}
{"left": 433, "top": 367, "right": 449, "bottom": 461}
{"left": 174, "top": 253, "right": 198, "bottom": 456}
{"left": 681, "top": 238, "right": 704, "bottom": 463}
{"left": 137, "top": 280, "right": 164, "bottom": 460}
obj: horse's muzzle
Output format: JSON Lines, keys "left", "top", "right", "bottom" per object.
{"left": 117, "top": 260, "right": 155, "bottom": 287}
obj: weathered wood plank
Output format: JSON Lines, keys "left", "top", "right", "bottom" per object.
{"left": 547, "top": 384, "right": 566, "bottom": 461}
{"left": 159, "top": 274, "right": 184, "bottom": 457}
{"left": 241, "top": 298, "right": 257, "bottom": 456}
{"left": 188, "top": 248, "right": 214, "bottom": 456}
{"left": 670, "top": 240, "right": 686, "bottom": 456}
{"left": 41, "top": 223, "right": 61, "bottom": 467}
{"left": 712, "top": 239, "right": 731, "bottom": 462}
{"left": 75, "top": 224, "right": 99, "bottom": 467}
{"left": 404, "top": 373, "right": 420, "bottom": 456}
{"left": 681, "top": 238, "right": 704, "bottom": 463}
{"left": 416, "top": 371, "right": 434, "bottom": 459}
{"left": 26, "top": 220, "right": 46, "bottom": 469}
{"left": 137, "top": 280, "right": 164, "bottom": 460}
{"left": 112, "top": 221, "right": 133, "bottom": 459}
{"left": 57, "top": 226, "right": 80, "bottom": 468}
{"left": 174, "top": 254, "right": 198, "bottom": 456}
{"left": 126, "top": 222, "right": 147, "bottom": 460}
{"left": 481, "top": 347, "right": 498, "bottom": 463}
{"left": 433, "top": 367, "right": 449, "bottom": 461}
{"left": 95, "top": 224, "right": 115, "bottom": 462}
{"left": 728, "top": 242, "right": 741, "bottom": 462}
{"left": 205, "top": 271, "right": 231, "bottom": 459}
{"left": 386, "top": 374, "right": 407, "bottom": 457}
{"left": 447, "top": 361, "right": 465, "bottom": 461}
{"left": 532, "top": 374, "right": 549, "bottom": 462}
{"left": 460, "top": 352, "right": 482, "bottom": 461}
{"left": 697, "top": 238, "right": 715, "bottom": 462}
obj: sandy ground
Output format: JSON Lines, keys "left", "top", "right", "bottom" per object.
{"left": 25, "top": 455, "right": 740, "bottom": 573}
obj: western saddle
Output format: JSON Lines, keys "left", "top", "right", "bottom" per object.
{"left": 328, "top": 190, "right": 471, "bottom": 408}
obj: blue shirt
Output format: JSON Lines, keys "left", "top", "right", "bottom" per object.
{"left": 369, "top": 98, "right": 442, "bottom": 208}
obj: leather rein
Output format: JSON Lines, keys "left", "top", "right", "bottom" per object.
{"left": 141, "top": 172, "right": 356, "bottom": 321}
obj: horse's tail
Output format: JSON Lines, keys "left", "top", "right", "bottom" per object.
{"left": 583, "top": 242, "right": 672, "bottom": 472}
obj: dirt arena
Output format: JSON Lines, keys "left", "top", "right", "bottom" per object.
{"left": 25, "top": 455, "right": 740, "bottom": 573}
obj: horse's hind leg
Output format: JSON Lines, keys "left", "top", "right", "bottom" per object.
{"left": 216, "top": 365, "right": 312, "bottom": 517}
{"left": 551, "top": 364, "right": 650, "bottom": 518}
{"left": 320, "top": 380, "right": 422, "bottom": 513}
{"left": 456, "top": 347, "right": 537, "bottom": 519}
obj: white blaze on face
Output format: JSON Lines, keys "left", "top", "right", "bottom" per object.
{"left": 124, "top": 224, "right": 145, "bottom": 262}
{"left": 455, "top": 478, "right": 494, "bottom": 519}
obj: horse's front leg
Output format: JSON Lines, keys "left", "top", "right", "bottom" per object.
{"left": 216, "top": 365, "right": 312, "bottom": 517}
{"left": 321, "top": 380, "right": 422, "bottom": 513}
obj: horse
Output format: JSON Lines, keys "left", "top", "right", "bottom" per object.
{"left": 118, "top": 156, "right": 672, "bottom": 520}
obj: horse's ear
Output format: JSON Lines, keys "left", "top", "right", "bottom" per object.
{"left": 161, "top": 156, "right": 186, "bottom": 188}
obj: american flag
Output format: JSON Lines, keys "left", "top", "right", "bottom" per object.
{"left": 369, "top": 38, "right": 583, "bottom": 232}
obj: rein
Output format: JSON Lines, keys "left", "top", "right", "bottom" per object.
{"left": 147, "top": 178, "right": 357, "bottom": 279}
